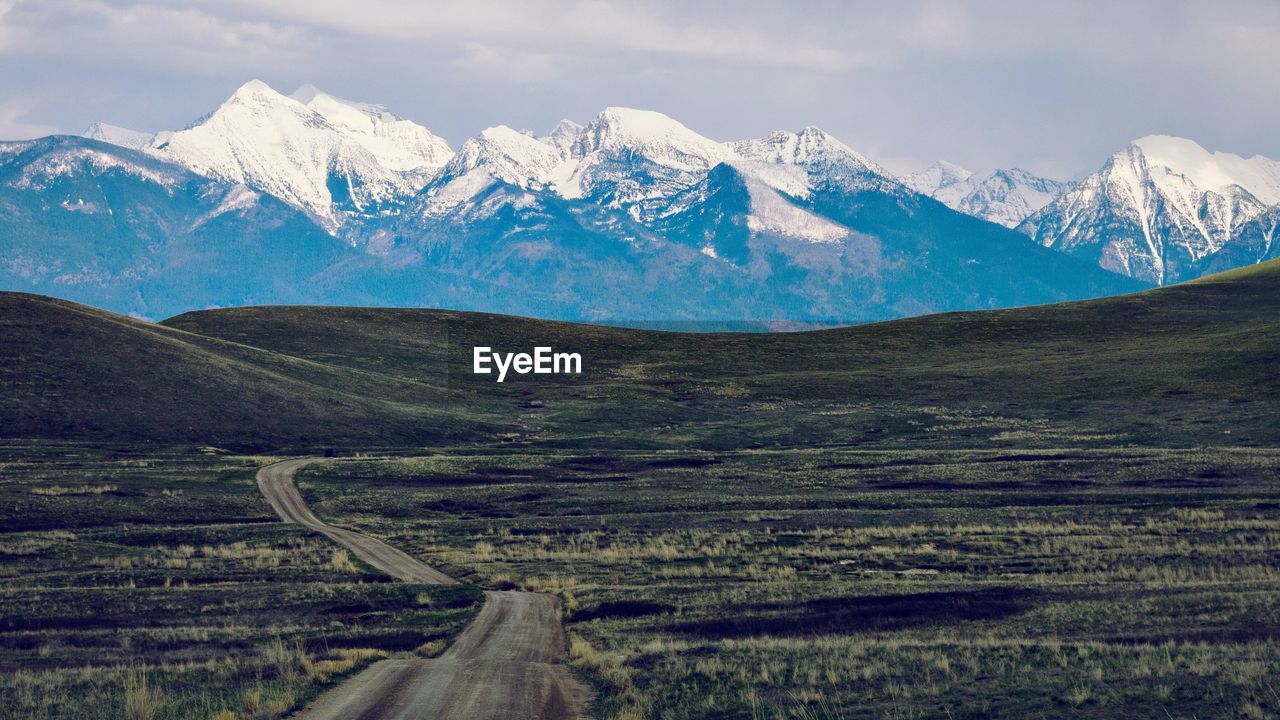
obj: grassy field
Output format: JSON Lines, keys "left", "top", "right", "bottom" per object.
{"left": 0, "top": 443, "right": 482, "bottom": 720}
{"left": 3, "top": 262, "right": 1280, "bottom": 717}
{"left": 3, "top": 259, "right": 1279, "bottom": 450}
{"left": 162, "top": 261, "right": 1280, "bottom": 451}
{"left": 296, "top": 448, "right": 1280, "bottom": 719}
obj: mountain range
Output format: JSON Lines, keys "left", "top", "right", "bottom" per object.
{"left": 3, "top": 79, "right": 1276, "bottom": 323}
{"left": 904, "top": 161, "right": 1076, "bottom": 228}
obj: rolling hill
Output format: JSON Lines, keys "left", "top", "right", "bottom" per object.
{"left": 3, "top": 259, "right": 1278, "bottom": 449}
{"left": 0, "top": 293, "right": 498, "bottom": 448}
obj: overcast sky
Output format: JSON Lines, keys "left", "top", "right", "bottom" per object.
{"left": 1, "top": 0, "right": 1277, "bottom": 178}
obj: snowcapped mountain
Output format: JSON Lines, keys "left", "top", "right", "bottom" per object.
{"left": 904, "top": 161, "right": 975, "bottom": 205}
{"left": 564, "top": 107, "right": 737, "bottom": 210}
{"left": 0, "top": 136, "right": 352, "bottom": 317}
{"left": 1194, "top": 205, "right": 1280, "bottom": 277}
{"left": 288, "top": 84, "right": 453, "bottom": 173}
{"left": 416, "top": 109, "right": 879, "bottom": 244}
{"left": 148, "top": 80, "right": 452, "bottom": 231}
{"left": 1020, "top": 135, "right": 1280, "bottom": 284}
{"left": 416, "top": 108, "right": 737, "bottom": 218}
{"left": 540, "top": 119, "right": 582, "bottom": 158}
{"left": 957, "top": 170, "right": 1075, "bottom": 228}
{"left": 730, "top": 127, "right": 899, "bottom": 197}
{"left": 436, "top": 126, "right": 561, "bottom": 191}
{"left": 906, "top": 162, "right": 1074, "bottom": 228}
{"left": 390, "top": 111, "right": 1137, "bottom": 323}
{"left": 82, "top": 123, "right": 165, "bottom": 152}
{"left": 417, "top": 125, "right": 561, "bottom": 219}
{"left": 415, "top": 111, "right": 906, "bottom": 251}
{"left": 14, "top": 88, "right": 1147, "bottom": 325}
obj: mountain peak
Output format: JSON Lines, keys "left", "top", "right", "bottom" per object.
{"left": 907, "top": 163, "right": 1073, "bottom": 228}
{"left": 228, "top": 79, "right": 282, "bottom": 102}
{"left": 796, "top": 125, "right": 834, "bottom": 141}
{"left": 288, "top": 83, "right": 325, "bottom": 104}
{"left": 585, "top": 107, "right": 686, "bottom": 138}
{"left": 83, "top": 123, "right": 157, "bottom": 152}
{"left": 289, "top": 84, "right": 404, "bottom": 125}
{"left": 1023, "top": 135, "right": 1280, "bottom": 285}
{"left": 731, "top": 127, "right": 885, "bottom": 182}
{"left": 564, "top": 107, "right": 732, "bottom": 206}
{"left": 431, "top": 124, "right": 563, "bottom": 200}
{"left": 595, "top": 106, "right": 680, "bottom": 126}
{"left": 541, "top": 119, "right": 583, "bottom": 156}
{"left": 576, "top": 107, "right": 726, "bottom": 162}
{"left": 480, "top": 124, "right": 532, "bottom": 141}
{"left": 152, "top": 79, "right": 454, "bottom": 229}
{"left": 905, "top": 160, "right": 975, "bottom": 198}
{"left": 928, "top": 160, "right": 975, "bottom": 181}
{"left": 548, "top": 118, "right": 582, "bottom": 134}
{"left": 1126, "top": 134, "right": 1280, "bottom": 204}
{"left": 1130, "top": 133, "right": 1207, "bottom": 157}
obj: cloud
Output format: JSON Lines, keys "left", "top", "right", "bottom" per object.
{"left": 0, "top": 100, "right": 57, "bottom": 139}
{"left": 0, "top": 0, "right": 1278, "bottom": 177}
{"left": 0, "top": 0, "right": 22, "bottom": 52}
{"left": 2, "top": 0, "right": 313, "bottom": 74}
{"left": 195, "top": 0, "right": 878, "bottom": 72}
{"left": 452, "top": 42, "right": 558, "bottom": 84}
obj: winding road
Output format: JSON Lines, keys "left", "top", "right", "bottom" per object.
{"left": 256, "top": 459, "right": 589, "bottom": 720}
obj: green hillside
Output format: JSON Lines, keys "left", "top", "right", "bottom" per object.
{"left": 0, "top": 293, "right": 498, "bottom": 448}
{"left": 3, "top": 259, "right": 1279, "bottom": 449}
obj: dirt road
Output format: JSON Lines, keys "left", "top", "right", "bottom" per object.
{"left": 256, "top": 459, "right": 589, "bottom": 720}
{"left": 257, "top": 458, "right": 456, "bottom": 584}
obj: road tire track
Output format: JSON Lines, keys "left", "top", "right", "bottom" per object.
{"left": 256, "top": 459, "right": 589, "bottom": 720}
{"left": 258, "top": 458, "right": 456, "bottom": 584}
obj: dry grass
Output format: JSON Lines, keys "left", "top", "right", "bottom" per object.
{"left": 122, "top": 669, "right": 155, "bottom": 720}
{"left": 30, "top": 484, "right": 117, "bottom": 496}
{"left": 328, "top": 548, "right": 359, "bottom": 573}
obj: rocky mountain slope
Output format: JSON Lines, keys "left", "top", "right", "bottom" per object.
{"left": 1019, "top": 135, "right": 1280, "bottom": 285}
{"left": 0, "top": 136, "right": 355, "bottom": 318}
{"left": 135, "top": 81, "right": 453, "bottom": 231}
{"left": 906, "top": 162, "right": 1075, "bottom": 227}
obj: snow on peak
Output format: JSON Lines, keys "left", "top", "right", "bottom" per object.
{"left": 441, "top": 125, "right": 563, "bottom": 188}
{"left": 152, "top": 80, "right": 453, "bottom": 228}
{"left": 730, "top": 127, "right": 894, "bottom": 196}
{"left": 287, "top": 83, "right": 326, "bottom": 104}
{"left": 733, "top": 128, "right": 877, "bottom": 172}
{"left": 905, "top": 161, "right": 1074, "bottom": 228}
{"left": 573, "top": 107, "right": 732, "bottom": 168}
{"left": 540, "top": 119, "right": 583, "bottom": 157}
{"left": 419, "top": 125, "right": 567, "bottom": 219}
{"left": 954, "top": 169, "right": 1075, "bottom": 228}
{"left": 290, "top": 84, "right": 453, "bottom": 172}
{"left": 934, "top": 159, "right": 973, "bottom": 178}
{"left": 422, "top": 110, "right": 901, "bottom": 234}
{"left": 12, "top": 138, "right": 187, "bottom": 192}
{"left": 736, "top": 127, "right": 880, "bottom": 170}
{"left": 1130, "top": 134, "right": 1280, "bottom": 205}
{"left": 83, "top": 123, "right": 157, "bottom": 152}
{"left": 1022, "top": 136, "right": 1280, "bottom": 285}
{"left": 228, "top": 79, "right": 279, "bottom": 102}
{"left": 904, "top": 160, "right": 974, "bottom": 198}
{"left": 291, "top": 84, "right": 397, "bottom": 122}
{"left": 561, "top": 107, "right": 736, "bottom": 205}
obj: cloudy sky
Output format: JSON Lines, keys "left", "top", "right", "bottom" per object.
{"left": 1, "top": 0, "right": 1277, "bottom": 178}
